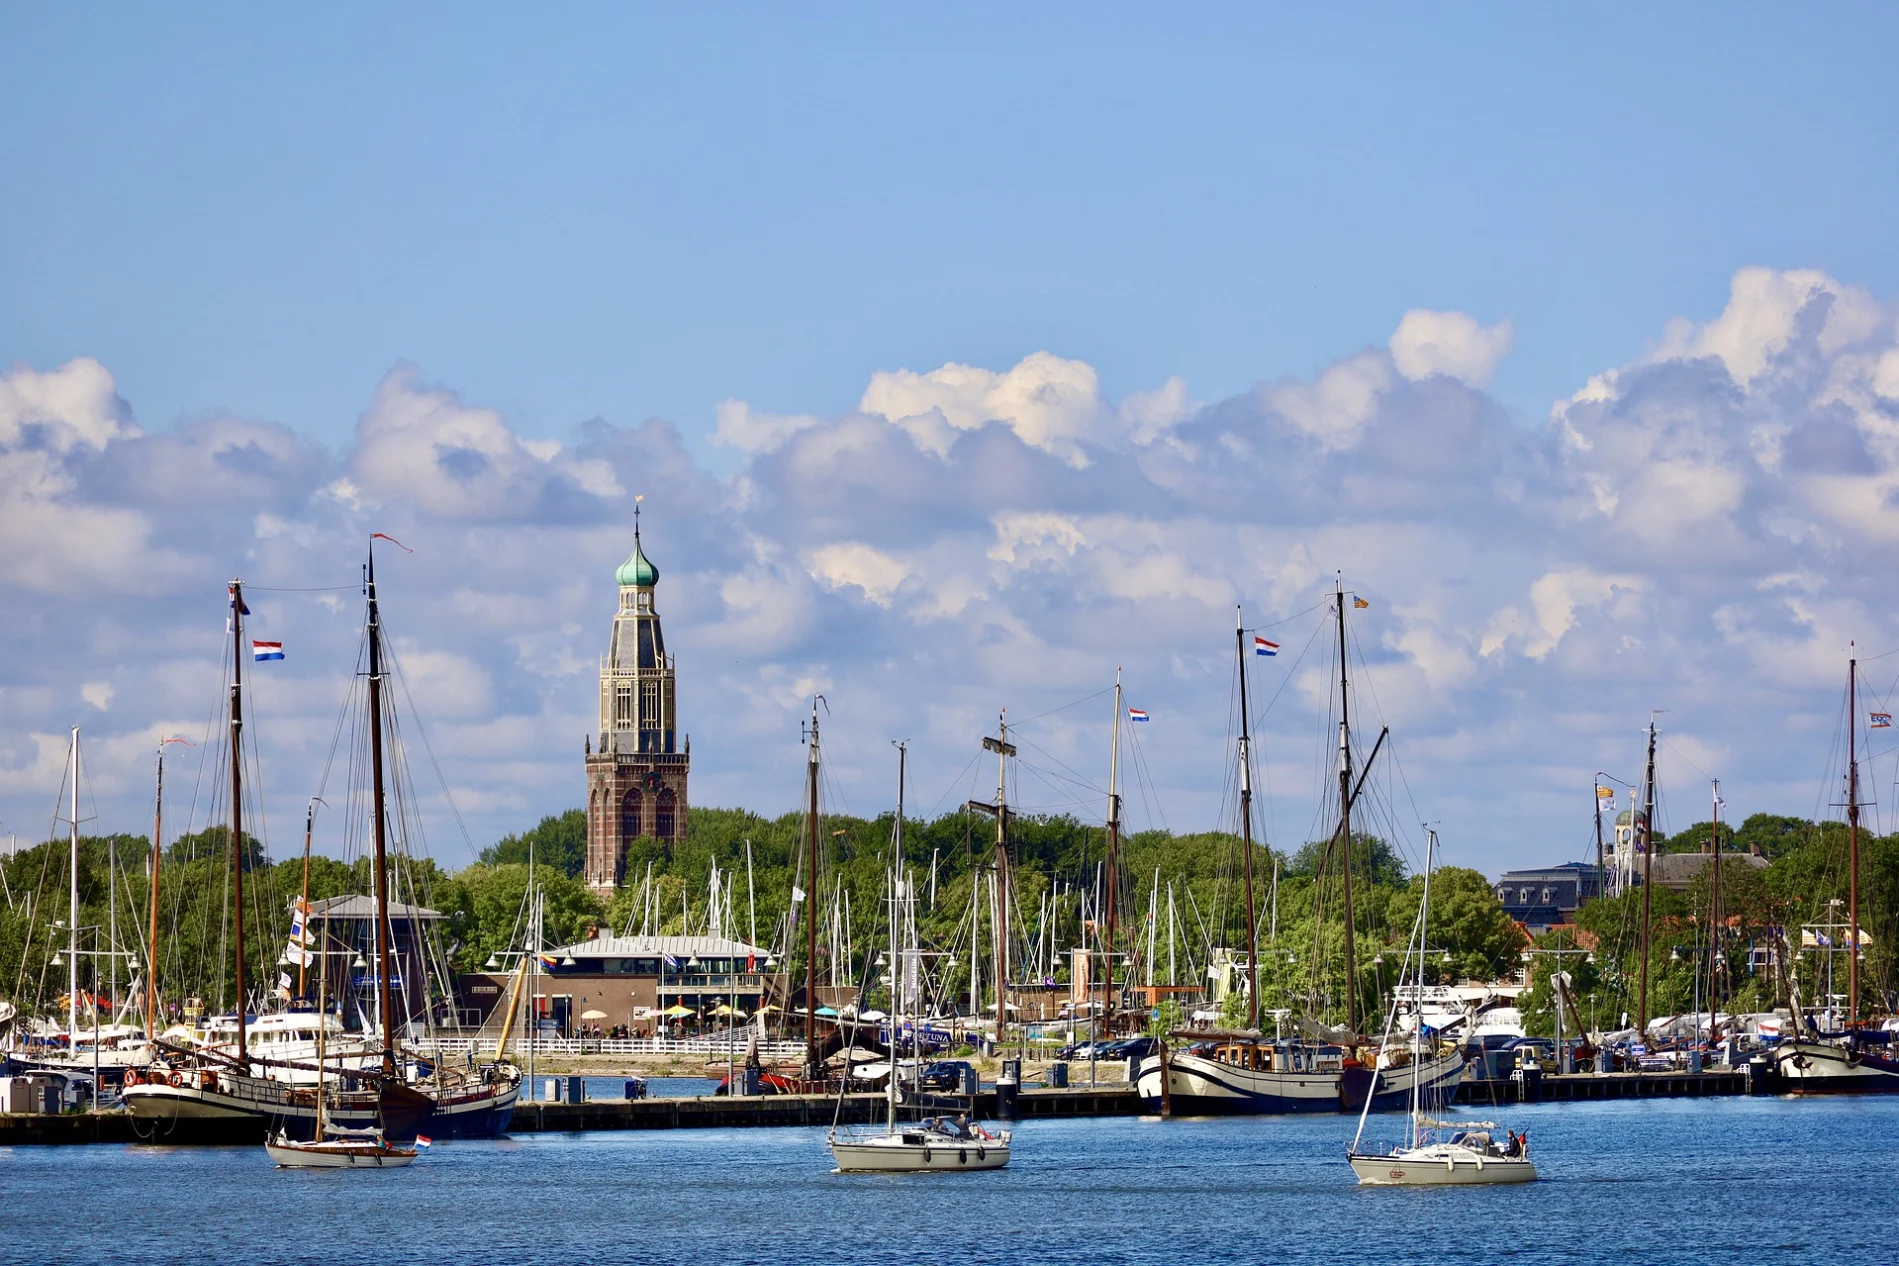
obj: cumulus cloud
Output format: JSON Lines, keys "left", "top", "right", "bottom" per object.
{"left": 1389, "top": 309, "right": 1515, "bottom": 386}
{"left": 7, "top": 266, "right": 1899, "bottom": 874}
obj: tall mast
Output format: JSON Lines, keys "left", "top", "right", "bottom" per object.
{"left": 887, "top": 743, "right": 905, "bottom": 1134}
{"left": 364, "top": 550, "right": 398, "bottom": 1077}
{"left": 68, "top": 728, "right": 79, "bottom": 1044}
{"left": 1335, "top": 576, "right": 1359, "bottom": 1035}
{"left": 1848, "top": 653, "right": 1861, "bottom": 1025}
{"left": 1637, "top": 718, "right": 1658, "bottom": 1036}
{"left": 1105, "top": 672, "right": 1122, "bottom": 1031}
{"left": 298, "top": 798, "right": 318, "bottom": 998}
{"left": 803, "top": 697, "right": 821, "bottom": 1075}
{"left": 229, "top": 580, "right": 249, "bottom": 1066}
{"left": 148, "top": 740, "right": 166, "bottom": 1039}
{"left": 1593, "top": 778, "right": 1607, "bottom": 898}
{"left": 988, "top": 713, "right": 1013, "bottom": 1050}
{"left": 1708, "top": 779, "right": 1721, "bottom": 1030}
{"left": 1235, "top": 608, "right": 1259, "bottom": 1030}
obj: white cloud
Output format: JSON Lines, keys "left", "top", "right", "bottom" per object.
{"left": 9, "top": 266, "right": 1899, "bottom": 877}
{"left": 1389, "top": 309, "right": 1514, "bottom": 386}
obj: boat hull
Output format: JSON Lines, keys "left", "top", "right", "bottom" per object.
{"left": 122, "top": 1070, "right": 514, "bottom": 1140}
{"left": 1136, "top": 1052, "right": 1341, "bottom": 1115}
{"left": 1349, "top": 1148, "right": 1537, "bottom": 1186}
{"left": 1772, "top": 1040, "right": 1899, "bottom": 1094}
{"left": 266, "top": 1139, "right": 417, "bottom": 1168}
{"left": 1339, "top": 1050, "right": 1467, "bottom": 1112}
{"left": 830, "top": 1134, "right": 1010, "bottom": 1172}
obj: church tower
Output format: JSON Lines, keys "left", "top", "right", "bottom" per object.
{"left": 584, "top": 504, "right": 689, "bottom": 895}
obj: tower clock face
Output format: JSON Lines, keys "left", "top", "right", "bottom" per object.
{"left": 645, "top": 771, "right": 662, "bottom": 791}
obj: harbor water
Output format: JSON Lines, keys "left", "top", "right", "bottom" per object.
{"left": 4, "top": 1097, "right": 1893, "bottom": 1264}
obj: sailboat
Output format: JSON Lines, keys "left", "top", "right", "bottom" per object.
{"left": 1347, "top": 830, "right": 1537, "bottom": 1186}
{"left": 830, "top": 743, "right": 1010, "bottom": 1173}
{"left": 268, "top": 889, "right": 418, "bottom": 1168}
{"left": 1139, "top": 590, "right": 1463, "bottom": 1114}
{"left": 1770, "top": 651, "right": 1899, "bottom": 1094}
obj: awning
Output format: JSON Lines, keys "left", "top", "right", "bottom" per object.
{"left": 662, "top": 1005, "right": 694, "bottom": 1018}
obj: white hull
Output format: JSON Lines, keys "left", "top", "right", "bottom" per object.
{"left": 1349, "top": 1145, "right": 1537, "bottom": 1186}
{"left": 267, "top": 1139, "right": 417, "bottom": 1168}
{"left": 1137, "top": 1050, "right": 1341, "bottom": 1115}
{"left": 831, "top": 1131, "right": 1010, "bottom": 1172}
{"left": 1773, "top": 1040, "right": 1899, "bottom": 1094}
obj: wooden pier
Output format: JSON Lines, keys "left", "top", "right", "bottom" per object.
{"left": 0, "top": 1072, "right": 1759, "bottom": 1145}
{"left": 1455, "top": 1069, "right": 1749, "bottom": 1105}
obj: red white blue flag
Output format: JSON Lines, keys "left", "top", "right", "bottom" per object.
{"left": 1254, "top": 637, "right": 1278, "bottom": 657}
{"left": 252, "top": 641, "right": 284, "bottom": 661}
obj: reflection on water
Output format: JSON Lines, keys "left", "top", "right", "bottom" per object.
{"left": 3, "top": 1097, "right": 1893, "bottom": 1265}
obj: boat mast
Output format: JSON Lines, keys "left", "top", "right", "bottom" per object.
{"left": 316, "top": 895, "right": 331, "bottom": 1142}
{"left": 229, "top": 580, "right": 250, "bottom": 1067}
{"left": 148, "top": 739, "right": 165, "bottom": 1040}
{"left": 1412, "top": 829, "right": 1436, "bottom": 1151}
{"left": 1334, "top": 576, "right": 1359, "bottom": 1035}
{"left": 1637, "top": 718, "right": 1658, "bottom": 1037}
{"left": 1848, "top": 653, "right": 1860, "bottom": 1026}
{"left": 1105, "top": 672, "right": 1122, "bottom": 1032}
{"left": 1593, "top": 778, "right": 1607, "bottom": 898}
{"left": 891, "top": 739, "right": 906, "bottom": 1132}
{"left": 1708, "top": 779, "right": 1721, "bottom": 1037}
{"left": 298, "top": 798, "right": 318, "bottom": 999}
{"left": 364, "top": 550, "right": 398, "bottom": 1078}
{"left": 987, "top": 714, "right": 1014, "bottom": 1052}
{"left": 803, "top": 697, "right": 821, "bottom": 1075}
{"left": 67, "top": 727, "right": 79, "bottom": 1045}
{"left": 1234, "top": 608, "right": 1259, "bottom": 1030}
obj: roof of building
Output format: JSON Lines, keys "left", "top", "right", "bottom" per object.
{"left": 1495, "top": 861, "right": 1601, "bottom": 882}
{"left": 616, "top": 531, "right": 659, "bottom": 588}
{"left": 547, "top": 933, "right": 770, "bottom": 960}
{"left": 1649, "top": 850, "right": 1768, "bottom": 888}
{"left": 304, "top": 894, "right": 444, "bottom": 922}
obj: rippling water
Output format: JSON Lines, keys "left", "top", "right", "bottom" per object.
{"left": 5, "top": 1096, "right": 1892, "bottom": 1265}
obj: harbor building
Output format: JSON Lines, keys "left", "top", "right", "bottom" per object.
{"left": 584, "top": 511, "right": 689, "bottom": 896}
{"left": 1492, "top": 862, "right": 1607, "bottom": 933}
{"left": 454, "top": 934, "right": 771, "bottom": 1038}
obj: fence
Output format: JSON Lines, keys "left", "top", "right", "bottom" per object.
{"left": 410, "top": 1035, "right": 808, "bottom": 1061}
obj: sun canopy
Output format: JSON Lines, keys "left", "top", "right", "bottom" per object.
{"left": 579, "top": 1009, "right": 608, "bottom": 1021}
{"left": 662, "top": 1005, "right": 694, "bottom": 1018}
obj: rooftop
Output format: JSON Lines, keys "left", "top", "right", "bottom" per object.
{"left": 547, "top": 933, "right": 770, "bottom": 960}
{"left": 304, "top": 894, "right": 444, "bottom": 922}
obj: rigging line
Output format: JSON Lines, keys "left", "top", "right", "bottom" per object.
{"left": 1660, "top": 738, "right": 1718, "bottom": 785}
{"left": 1251, "top": 616, "right": 1327, "bottom": 732}
{"left": 924, "top": 751, "right": 983, "bottom": 818}
{"left": 1014, "top": 736, "right": 1110, "bottom": 803}
{"left": 242, "top": 584, "right": 358, "bottom": 593}
{"left": 1243, "top": 599, "right": 1331, "bottom": 633}
{"left": 1013, "top": 685, "right": 1115, "bottom": 728}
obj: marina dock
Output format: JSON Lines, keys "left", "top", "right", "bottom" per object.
{"left": 0, "top": 1072, "right": 1763, "bottom": 1145}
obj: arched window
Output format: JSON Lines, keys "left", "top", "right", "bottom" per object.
{"left": 621, "top": 788, "right": 643, "bottom": 841}
{"left": 655, "top": 788, "right": 676, "bottom": 841}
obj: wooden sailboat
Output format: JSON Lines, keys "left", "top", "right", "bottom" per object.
{"left": 1771, "top": 650, "right": 1899, "bottom": 1094}
{"left": 1348, "top": 830, "right": 1536, "bottom": 1186}
{"left": 268, "top": 886, "right": 417, "bottom": 1167}
{"left": 1137, "top": 586, "right": 1463, "bottom": 1115}
{"left": 830, "top": 742, "right": 1010, "bottom": 1173}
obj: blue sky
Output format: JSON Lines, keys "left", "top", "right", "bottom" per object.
{"left": 8, "top": 7, "right": 1896, "bottom": 454}
{"left": 4, "top": 7, "right": 1899, "bottom": 874}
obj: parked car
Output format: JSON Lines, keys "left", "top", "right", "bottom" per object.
{"left": 918, "top": 1060, "right": 974, "bottom": 1091}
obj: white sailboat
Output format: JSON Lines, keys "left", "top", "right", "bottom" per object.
{"left": 830, "top": 741, "right": 1011, "bottom": 1173}
{"left": 1347, "top": 830, "right": 1537, "bottom": 1187}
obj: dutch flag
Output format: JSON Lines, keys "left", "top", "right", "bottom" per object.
{"left": 1253, "top": 637, "right": 1278, "bottom": 657}
{"left": 1127, "top": 708, "right": 1150, "bottom": 723}
{"left": 414, "top": 1135, "right": 432, "bottom": 1149}
{"left": 252, "top": 641, "right": 284, "bottom": 662}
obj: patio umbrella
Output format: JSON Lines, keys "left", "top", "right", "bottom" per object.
{"left": 815, "top": 1006, "right": 839, "bottom": 1017}
{"left": 580, "top": 1009, "right": 608, "bottom": 1021}
{"left": 663, "top": 1005, "right": 694, "bottom": 1018}
{"left": 710, "top": 1004, "right": 746, "bottom": 1017}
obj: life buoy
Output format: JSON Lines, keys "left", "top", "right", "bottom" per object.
{"left": 958, "top": 1148, "right": 968, "bottom": 1165}
{"left": 168, "top": 1071, "right": 184, "bottom": 1088}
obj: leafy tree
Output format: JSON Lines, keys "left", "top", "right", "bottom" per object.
{"left": 479, "top": 810, "right": 587, "bottom": 879}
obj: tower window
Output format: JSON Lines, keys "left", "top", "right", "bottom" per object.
{"left": 642, "top": 680, "right": 659, "bottom": 729}
{"left": 615, "top": 683, "right": 633, "bottom": 727}
{"left": 655, "top": 788, "right": 676, "bottom": 841}
{"left": 621, "top": 789, "right": 643, "bottom": 841}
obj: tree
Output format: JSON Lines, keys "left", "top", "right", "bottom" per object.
{"left": 1286, "top": 833, "right": 1409, "bottom": 886}
{"left": 1387, "top": 866, "right": 1524, "bottom": 982}
{"left": 479, "top": 810, "right": 588, "bottom": 879}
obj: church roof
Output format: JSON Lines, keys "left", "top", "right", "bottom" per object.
{"left": 616, "top": 532, "right": 659, "bottom": 588}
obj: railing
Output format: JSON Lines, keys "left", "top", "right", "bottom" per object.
{"left": 657, "top": 974, "right": 765, "bottom": 991}
{"left": 410, "top": 1035, "right": 808, "bottom": 1060}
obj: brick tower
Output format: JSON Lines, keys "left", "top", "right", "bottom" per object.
{"left": 584, "top": 505, "right": 688, "bottom": 895}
